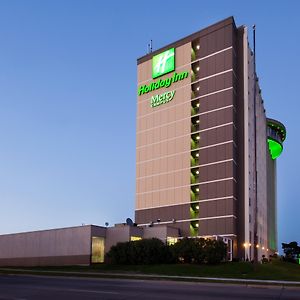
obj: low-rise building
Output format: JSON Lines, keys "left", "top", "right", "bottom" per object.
{"left": 0, "top": 224, "right": 179, "bottom": 266}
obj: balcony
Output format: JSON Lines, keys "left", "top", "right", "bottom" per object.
{"left": 190, "top": 150, "right": 199, "bottom": 166}
{"left": 191, "top": 47, "right": 196, "bottom": 61}
{"left": 191, "top": 123, "right": 200, "bottom": 133}
{"left": 190, "top": 155, "right": 199, "bottom": 167}
{"left": 191, "top": 105, "right": 199, "bottom": 116}
{"left": 190, "top": 221, "right": 199, "bottom": 237}
{"left": 190, "top": 172, "right": 199, "bottom": 184}
{"left": 190, "top": 203, "right": 200, "bottom": 219}
{"left": 191, "top": 83, "right": 201, "bottom": 99}
{"left": 191, "top": 138, "right": 199, "bottom": 150}
{"left": 191, "top": 41, "right": 200, "bottom": 62}
{"left": 190, "top": 188, "right": 200, "bottom": 202}
{"left": 191, "top": 62, "right": 201, "bottom": 82}
{"left": 190, "top": 186, "right": 200, "bottom": 202}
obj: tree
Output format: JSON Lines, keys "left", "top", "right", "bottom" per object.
{"left": 282, "top": 241, "right": 300, "bottom": 263}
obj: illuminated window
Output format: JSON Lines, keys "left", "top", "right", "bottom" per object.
{"left": 167, "top": 237, "right": 178, "bottom": 245}
{"left": 130, "top": 236, "right": 142, "bottom": 241}
{"left": 91, "top": 237, "right": 105, "bottom": 263}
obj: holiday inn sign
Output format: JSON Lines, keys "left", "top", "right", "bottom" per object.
{"left": 138, "top": 48, "right": 189, "bottom": 108}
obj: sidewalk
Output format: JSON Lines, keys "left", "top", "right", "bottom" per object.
{"left": 1, "top": 268, "right": 300, "bottom": 287}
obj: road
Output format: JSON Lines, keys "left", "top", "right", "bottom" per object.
{"left": 0, "top": 275, "right": 299, "bottom": 299}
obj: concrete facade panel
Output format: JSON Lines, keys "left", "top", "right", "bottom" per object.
{"left": 0, "top": 255, "right": 90, "bottom": 267}
{"left": 136, "top": 42, "right": 191, "bottom": 212}
{"left": 0, "top": 226, "right": 92, "bottom": 259}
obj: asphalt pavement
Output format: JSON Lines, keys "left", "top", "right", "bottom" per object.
{"left": 0, "top": 274, "right": 299, "bottom": 300}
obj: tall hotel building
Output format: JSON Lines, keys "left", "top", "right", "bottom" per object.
{"left": 135, "top": 17, "right": 286, "bottom": 260}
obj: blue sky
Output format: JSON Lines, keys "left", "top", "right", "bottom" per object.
{"left": 0, "top": 1, "right": 299, "bottom": 249}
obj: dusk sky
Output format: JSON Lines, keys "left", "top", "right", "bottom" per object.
{"left": 0, "top": 0, "right": 299, "bottom": 249}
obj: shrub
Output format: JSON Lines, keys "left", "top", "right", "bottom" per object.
{"left": 105, "top": 237, "right": 227, "bottom": 265}
{"left": 105, "top": 238, "right": 171, "bottom": 264}
{"left": 204, "top": 239, "right": 227, "bottom": 264}
{"left": 170, "top": 237, "right": 227, "bottom": 264}
{"left": 261, "top": 255, "right": 269, "bottom": 264}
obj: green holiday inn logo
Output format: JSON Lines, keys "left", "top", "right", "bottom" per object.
{"left": 152, "top": 48, "right": 175, "bottom": 79}
{"left": 137, "top": 47, "right": 189, "bottom": 108}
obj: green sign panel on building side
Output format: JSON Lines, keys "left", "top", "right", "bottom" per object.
{"left": 152, "top": 48, "right": 175, "bottom": 79}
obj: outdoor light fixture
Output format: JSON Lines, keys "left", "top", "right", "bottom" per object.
{"left": 195, "top": 153, "right": 199, "bottom": 157}
{"left": 196, "top": 86, "right": 200, "bottom": 91}
{"left": 195, "top": 170, "right": 199, "bottom": 174}
{"left": 196, "top": 45, "right": 200, "bottom": 50}
{"left": 196, "top": 66, "right": 200, "bottom": 71}
{"left": 196, "top": 136, "right": 200, "bottom": 140}
{"left": 195, "top": 205, "right": 199, "bottom": 210}
{"left": 196, "top": 120, "right": 200, "bottom": 123}
{"left": 196, "top": 103, "right": 200, "bottom": 107}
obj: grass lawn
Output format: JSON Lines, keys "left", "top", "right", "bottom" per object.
{"left": 5, "top": 259, "right": 300, "bottom": 281}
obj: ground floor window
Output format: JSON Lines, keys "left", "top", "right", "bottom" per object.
{"left": 91, "top": 237, "right": 105, "bottom": 263}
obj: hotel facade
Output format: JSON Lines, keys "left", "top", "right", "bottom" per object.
{"left": 0, "top": 17, "right": 286, "bottom": 267}
{"left": 135, "top": 17, "right": 286, "bottom": 260}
